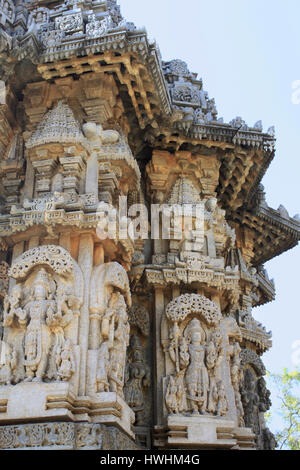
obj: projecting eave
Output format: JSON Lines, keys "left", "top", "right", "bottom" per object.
{"left": 0, "top": 2, "right": 277, "bottom": 156}
{"left": 238, "top": 204, "right": 300, "bottom": 266}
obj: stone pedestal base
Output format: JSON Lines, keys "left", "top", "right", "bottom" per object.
{"left": 0, "top": 385, "right": 135, "bottom": 440}
{"left": 0, "top": 382, "right": 77, "bottom": 422}
{"left": 88, "top": 392, "right": 135, "bottom": 439}
{"left": 154, "top": 415, "right": 256, "bottom": 449}
{"left": 0, "top": 422, "right": 140, "bottom": 450}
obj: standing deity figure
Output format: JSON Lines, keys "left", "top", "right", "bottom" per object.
{"left": 96, "top": 340, "right": 111, "bottom": 393}
{"left": 216, "top": 382, "right": 229, "bottom": 416}
{"left": 206, "top": 328, "right": 225, "bottom": 415}
{"left": 124, "top": 336, "right": 150, "bottom": 425}
{"left": 166, "top": 329, "right": 192, "bottom": 415}
{"left": 46, "top": 284, "right": 77, "bottom": 381}
{"left": 169, "top": 325, "right": 190, "bottom": 374}
{"left": 229, "top": 340, "right": 245, "bottom": 426}
{"left": 166, "top": 375, "right": 180, "bottom": 414}
{"left": 96, "top": 292, "right": 117, "bottom": 394}
{"left": 96, "top": 291, "right": 130, "bottom": 397}
{"left": 0, "top": 342, "right": 17, "bottom": 385}
{"left": 56, "top": 340, "right": 75, "bottom": 382}
{"left": 90, "top": 262, "right": 132, "bottom": 398}
{"left": 240, "top": 369, "right": 260, "bottom": 434}
{"left": 3, "top": 284, "right": 24, "bottom": 328}
{"left": 206, "top": 341, "right": 219, "bottom": 414}
{"left": 20, "top": 269, "right": 56, "bottom": 383}
{"left": 108, "top": 293, "right": 130, "bottom": 396}
{"left": 165, "top": 368, "right": 188, "bottom": 415}
{"left": 185, "top": 319, "right": 209, "bottom": 415}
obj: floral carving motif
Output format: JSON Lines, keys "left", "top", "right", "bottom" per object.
{"left": 166, "top": 294, "right": 221, "bottom": 325}
{"left": 172, "top": 79, "right": 201, "bottom": 104}
{"left": 26, "top": 101, "right": 86, "bottom": 149}
{"left": 39, "top": 30, "right": 64, "bottom": 48}
{"left": 128, "top": 304, "right": 150, "bottom": 337}
{"left": 55, "top": 13, "right": 83, "bottom": 34}
{"left": 9, "top": 245, "right": 75, "bottom": 279}
{"left": 0, "top": 261, "right": 9, "bottom": 298}
{"left": 86, "top": 15, "right": 112, "bottom": 38}
{"left": 164, "top": 60, "right": 191, "bottom": 77}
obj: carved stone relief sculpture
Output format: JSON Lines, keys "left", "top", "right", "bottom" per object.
{"left": 240, "top": 351, "right": 276, "bottom": 450}
{"left": 126, "top": 303, "right": 151, "bottom": 427}
{"left": 0, "top": 246, "right": 83, "bottom": 386}
{"left": 240, "top": 368, "right": 260, "bottom": 435}
{"left": 124, "top": 335, "right": 150, "bottom": 425}
{"left": 89, "top": 262, "right": 131, "bottom": 397}
{"left": 163, "top": 294, "right": 229, "bottom": 418}
{"left": 0, "top": 0, "right": 298, "bottom": 452}
{"left": 0, "top": 261, "right": 9, "bottom": 340}
{"left": 228, "top": 340, "right": 245, "bottom": 427}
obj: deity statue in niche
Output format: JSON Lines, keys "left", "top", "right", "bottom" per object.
{"left": 0, "top": 342, "right": 17, "bottom": 385}
{"left": 166, "top": 323, "right": 190, "bottom": 414}
{"left": 206, "top": 341, "right": 219, "bottom": 413}
{"left": 124, "top": 335, "right": 150, "bottom": 425}
{"left": 228, "top": 340, "right": 245, "bottom": 427}
{"left": 108, "top": 293, "right": 130, "bottom": 396}
{"left": 56, "top": 339, "right": 75, "bottom": 382}
{"left": 96, "top": 339, "right": 111, "bottom": 393}
{"left": 7, "top": 269, "right": 56, "bottom": 383}
{"left": 3, "top": 284, "right": 23, "bottom": 328}
{"left": 96, "top": 291, "right": 130, "bottom": 396}
{"left": 184, "top": 318, "right": 209, "bottom": 415}
{"left": 166, "top": 375, "right": 180, "bottom": 415}
{"left": 90, "top": 262, "right": 131, "bottom": 398}
{"left": 216, "top": 381, "right": 229, "bottom": 416}
{"left": 206, "top": 327, "right": 224, "bottom": 414}
{"left": 164, "top": 294, "right": 230, "bottom": 418}
{"left": 241, "top": 368, "right": 260, "bottom": 435}
{"left": 166, "top": 367, "right": 188, "bottom": 415}
{"left": 2, "top": 253, "right": 81, "bottom": 385}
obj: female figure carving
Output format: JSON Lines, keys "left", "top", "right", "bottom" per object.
{"left": 185, "top": 319, "right": 209, "bottom": 415}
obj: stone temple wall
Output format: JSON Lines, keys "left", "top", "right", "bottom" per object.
{"left": 0, "top": 0, "right": 298, "bottom": 451}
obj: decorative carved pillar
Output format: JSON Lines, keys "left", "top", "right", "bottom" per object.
{"left": 89, "top": 245, "right": 104, "bottom": 351}
{"left": 32, "top": 159, "right": 57, "bottom": 197}
{"left": 8, "top": 241, "right": 23, "bottom": 292}
{"left": 1, "top": 166, "right": 23, "bottom": 205}
{"left": 153, "top": 286, "right": 165, "bottom": 427}
{"left": 78, "top": 233, "right": 94, "bottom": 396}
{"left": 60, "top": 156, "right": 86, "bottom": 194}
{"left": 98, "top": 162, "right": 119, "bottom": 204}
{"left": 85, "top": 153, "right": 99, "bottom": 201}
{"left": 21, "top": 157, "right": 34, "bottom": 202}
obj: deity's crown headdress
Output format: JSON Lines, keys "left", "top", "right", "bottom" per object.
{"left": 184, "top": 318, "right": 205, "bottom": 342}
{"left": 32, "top": 268, "right": 50, "bottom": 289}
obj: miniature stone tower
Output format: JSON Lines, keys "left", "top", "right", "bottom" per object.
{"left": 0, "top": 0, "right": 299, "bottom": 450}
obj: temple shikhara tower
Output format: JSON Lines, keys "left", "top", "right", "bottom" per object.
{"left": 0, "top": 0, "right": 299, "bottom": 451}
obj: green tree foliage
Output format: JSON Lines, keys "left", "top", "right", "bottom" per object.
{"left": 268, "top": 369, "right": 300, "bottom": 450}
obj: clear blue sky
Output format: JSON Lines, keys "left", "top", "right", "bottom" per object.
{"left": 118, "top": 0, "right": 300, "bottom": 433}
